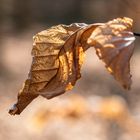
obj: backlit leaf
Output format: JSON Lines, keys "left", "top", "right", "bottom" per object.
{"left": 9, "top": 17, "right": 135, "bottom": 115}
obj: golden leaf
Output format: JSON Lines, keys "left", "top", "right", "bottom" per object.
{"left": 9, "top": 17, "right": 135, "bottom": 115}
{"left": 87, "top": 17, "right": 135, "bottom": 89}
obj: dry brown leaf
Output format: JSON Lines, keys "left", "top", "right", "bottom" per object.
{"left": 87, "top": 17, "right": 135, "bottom": 89}
{"left": 9, "top": 17, "right": 135, "bottom": 115}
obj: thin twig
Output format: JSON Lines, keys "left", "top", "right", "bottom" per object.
{"left": 134, "top": 32, "right": 140, "bottom": 37}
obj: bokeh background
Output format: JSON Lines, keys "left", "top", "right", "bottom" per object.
{"left": 1, "top": 0, "right": 140, "bottom": 140}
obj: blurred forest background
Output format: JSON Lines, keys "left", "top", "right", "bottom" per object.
{"left": 1, "top": 0, "right": 140, "bottom": 140}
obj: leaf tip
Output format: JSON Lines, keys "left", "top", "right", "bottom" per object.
{"left": 9, "top": 104, "right": 20, "bottom": 115}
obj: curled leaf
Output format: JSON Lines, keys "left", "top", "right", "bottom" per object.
{"left": 87, "top": 17, "right": 135, "bottom": 89}
{"left": 9, "top": 17, "right": 135, "bottom": 115}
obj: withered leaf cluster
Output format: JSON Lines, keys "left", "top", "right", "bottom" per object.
{"left": 9, "top": 17, "right": 135, "bottom": 115}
